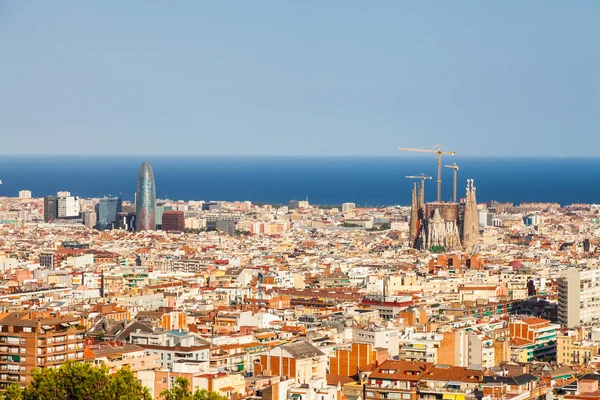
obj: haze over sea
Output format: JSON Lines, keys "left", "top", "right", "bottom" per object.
{"left": 1, "top": 155, "right": 599, "bottom": 206}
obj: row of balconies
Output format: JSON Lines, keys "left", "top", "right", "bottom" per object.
{"left": 0, "top": 356, "right": 23, "bottom": 364}
{"left": 0, "top": 347, "right": 24, "bottom": 355}
{"left": 0, "top": 365, "right": 24, "bottom": 372}
{"left": 37, "top": 343, "right": 83, "bottom": 355}
{"left": 0, "top": 337, "right": 23, "bottom": 346}
{"left": 0, "top": 374, "right": 23, "bottom": 383}
{"left": 38, "top": 351, "right": 84, "bottom": 364}
{"left": 37, "top": 334, "right": 84, "bottom": 346}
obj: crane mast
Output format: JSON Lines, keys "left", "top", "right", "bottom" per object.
{"left": 398, "top": 144, "right": 455, "bottom": 202}
{"left": 444, "top": 162, "right": 459, "bottom": 203}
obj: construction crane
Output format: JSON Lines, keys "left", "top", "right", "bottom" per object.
{"left": 398, "top": 144, "right": 455, "bottom": 202}
{"left": 406, "top": 174, "right": 432, "bottom": 203}
{"left": 444, "top": 162, "right": 459, "bottom": 203}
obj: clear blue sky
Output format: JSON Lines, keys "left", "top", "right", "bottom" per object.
{"left": 1, "top": 1, "right": 599, "bottom": 156}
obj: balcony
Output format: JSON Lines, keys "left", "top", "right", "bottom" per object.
{"left": 367, "top": 383, "right": 410, "bottom": 392}
{"left": 0, "top": 356, "right": 21, "bottom": 364}
{"left": 418, "top": 385, "right": 471, "bottom": 395}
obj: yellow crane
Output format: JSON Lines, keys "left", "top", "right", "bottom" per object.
{"left": 406, "top": 174, "right": 432, "bottom": 203}
{"left": 398, "top": 144, "right": 455, "bottom": 202}
{"left": 445, "top": 162, "right": 459, "bottom": 203}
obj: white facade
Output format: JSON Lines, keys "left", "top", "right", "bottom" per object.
{"left": 352, "top": 325, "right": 399, "bottom": 357}
{"left": 184, "top": 218, "right": 206, "bottom": 230}
{"left": 238, "top": 311, "right": 282, "bottom": 329}
{"left": 559, "top": 267, "right": 600, "bottom": 328}
{"left": 457, "top": 331, "right": 495, "bottom": 368}
{"left": 130, "top": 331, "right": 210, "bottom": 371}
{"left": 58, "top": 195, "right": 80, "bottom": 218}
{"left": 83, "top": 211, "right": 97, "bottom": 228}
{"left": 398, "top": 328, "right": 443, "bottom": 362}
{"left": 18, "top": 190, "right": 32, "bottom": 199}
{"left": 342, "top": 202, "right": 356, "bottom": 212}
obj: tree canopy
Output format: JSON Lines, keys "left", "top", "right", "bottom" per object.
{"left": 3, "top": 362, "right": 151, "bottom": 400}
{"left": 159, "top": 377, "right": 228, "bottom": 400}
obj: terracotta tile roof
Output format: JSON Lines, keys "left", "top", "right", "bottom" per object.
{"left": 519, "top": 317, "right": 549, "bottom": 325}
{"left": 326, "top": 374, "right": 357, "bottom": 386}
{"left": 370, "top": 360, "right": 433, "bottom": 381}
{"left": 510, "top": 337, "right": 533, "bottom": 346}
{"left": 421, "top": 365, "right": 484, "bottom": 383}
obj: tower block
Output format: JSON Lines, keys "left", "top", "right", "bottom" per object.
{"left": 462, "top": 179, "right": 478, "bottom": 252}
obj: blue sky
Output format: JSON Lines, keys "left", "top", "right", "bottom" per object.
{"left": 1, "top": 1, "right": 598, "bottom": 156}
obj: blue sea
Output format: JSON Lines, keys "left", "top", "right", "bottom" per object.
{"left": 0, "top": 155, "right": 599, "bottom": 206}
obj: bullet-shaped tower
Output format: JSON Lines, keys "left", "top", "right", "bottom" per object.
{"left": 136, "top": 162, "right": 156, "bottom": 231}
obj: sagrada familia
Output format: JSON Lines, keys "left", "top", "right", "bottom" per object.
{"left": 409, "top": 179, "right": 479, "bottom": 252}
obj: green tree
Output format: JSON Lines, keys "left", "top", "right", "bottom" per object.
{"left": 3, "top": 384, "right": 23, "bottom": 400}
{"left": 160, "top": 377, "right": 192, "bottom": 400}
{"left": 4, "top": 361, "right": 151, "bottom": 400}
{"left": 429, "top": 245, "right": 445, "bottom": 254}
{"left": 193, "top": 389, "right": 228, "bottom": 400}
{"left": 101, "top": 367, "right": 152, "bottom": 400}
{"left": 160, "top": 377, "right": 227, "bottom": 400}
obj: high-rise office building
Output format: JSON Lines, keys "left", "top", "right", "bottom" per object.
{"left": 162, "top": 211, "right": 185, "bottom": 232}
{"left": 155, "top": 204, "right": 165, "bottom": 229}
{"left": 43, "top": 196, "right": 58, "bottom": 222}
{"left": 57, "top": 195, "right": 80, "bottom": 218}
{"left": 135, "top": 162, "right": 156, "bottom": 231}
{"left": 82, "top": 211, "right": 97, "bottom": 228}
{"left": 558, "top": 267, "right": 600, "bottom": 328}
{"left": 97, "top": 197, "right": 122, "bottom": 224}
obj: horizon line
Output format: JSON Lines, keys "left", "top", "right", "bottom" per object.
{"left": 0, "top": 153, "right": 593, "bottom": 158}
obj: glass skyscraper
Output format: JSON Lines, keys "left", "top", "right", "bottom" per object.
{"left": 135, "top": 162, "right": 156, "bottom": 231}
{"left": 97, "top": 197, "right": 122, "bottom": 224}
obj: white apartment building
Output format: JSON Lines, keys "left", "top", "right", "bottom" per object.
{"left": 458, "top": 331, "right": 495, "bottom": 368}
{"left": 130, "top": 330, "right": 210, "bottom": 371}
{"left": 342, "top": 202, "right": 356, "bottom": 212}
{"left": 353, "top": 325, "right": 399, "bottom": 358}
{"left": 58, "top": 194, "right": 80, "bottom": 218}
{"left": 398, "top": 328, "right": 443, "bottom": 363}
{"left": 18, "top": 190, "right": 32, "bottom": 199}
{"left": 558, "top": 267, "right": 600, "bottom": 328}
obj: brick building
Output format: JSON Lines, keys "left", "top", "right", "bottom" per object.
{"left": 254, "top": 341, "right": 326, "bottom": 384}
{"left": 162, "top": 211, "right": 185, "bottom": 232}
{"left": 0, "top": 312, "right": 85, "bottom": 389}
{"left": 329, "top": 342, "right": 385, "bottom": 376}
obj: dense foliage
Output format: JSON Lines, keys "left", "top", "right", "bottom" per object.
{"left": 160, "top": 377, "right": 227, "bottom": 400}
{"left": 429, "top": 245, "right": 445, "bottom": 253}
{"left": 3, "top": 362, "right": 151, "bottom": 400}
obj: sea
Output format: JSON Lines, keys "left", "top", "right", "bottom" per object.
{"left": 1, "top": 155, "right": 599, "bottom": 206}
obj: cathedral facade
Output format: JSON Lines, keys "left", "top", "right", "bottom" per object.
{"left": 409, "top": 179, "right": 478, "bottom": 252}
